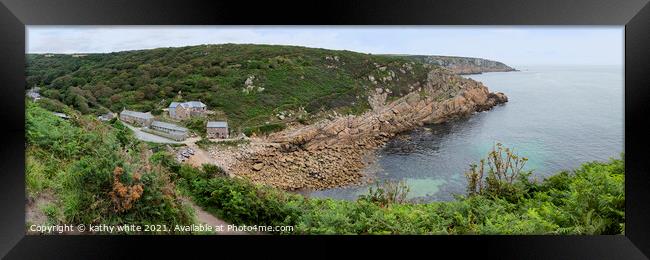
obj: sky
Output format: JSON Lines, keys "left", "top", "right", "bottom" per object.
{"left": 27, "top": 26, "right": 623, "bottom": 66}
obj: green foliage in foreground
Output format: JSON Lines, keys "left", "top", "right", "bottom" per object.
{"left": 26, "top": 102, "right": 194, "bottom": 232}
{"left": 25, "top": 100, "right": 624, "bottom": 235}
{"left": 176, "top": 155, "right": 624, "bottom": 235}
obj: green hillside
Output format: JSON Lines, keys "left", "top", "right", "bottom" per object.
{"left": 26, "top": 101, "right": 194, "bottom": 231}
{"left": 27, "top": 44, "right": 437, "bottom": 132}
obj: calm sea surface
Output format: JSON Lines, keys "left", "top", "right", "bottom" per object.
{"left": 307, "top": 65, "right": 624, "bottom": 202}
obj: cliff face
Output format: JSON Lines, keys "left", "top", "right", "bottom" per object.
{"left": 228, "top": 69, "right": 507, "bottom": 191}
{"left": 271, "top": 70, "right": 507, "bottom": 149}
{"left": 406, "top": 55, "right": 517, "bottom": 75}
{"left": 227, "top": 68, "right": 507, "bottom": 191}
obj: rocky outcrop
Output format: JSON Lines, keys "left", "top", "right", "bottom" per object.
{"left": 271, "top": 70, "right": 507, "bottom": 149}
{"left": 406, "top": 55, "right": 517, "bottom": 75}
{"left": 229, "top": 69, "right": 507, "bottom": 191}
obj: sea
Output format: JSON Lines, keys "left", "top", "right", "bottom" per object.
{"left": 307, "top": 65, "right": 624, "bottom": 202}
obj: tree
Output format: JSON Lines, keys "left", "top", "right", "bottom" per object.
{"left": 142, "top": 84, "right": 160, "bottom": 100}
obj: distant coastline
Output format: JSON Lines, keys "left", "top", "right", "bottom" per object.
{"left": 391, "top": 54, "right": 517, "bottom": 75}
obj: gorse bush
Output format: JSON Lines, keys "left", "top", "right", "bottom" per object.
{"left": 108, "top": 167, "right": 144, "bottom": 213}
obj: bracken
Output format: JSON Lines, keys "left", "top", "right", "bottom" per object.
{"left": 109, "top": 166, "right": 144, "bottom": 213}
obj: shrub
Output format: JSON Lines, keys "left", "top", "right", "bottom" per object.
{"left": 188, "top": 175, "right": 303, "bottom": 230}
{"left": 184, "top": 117, "right": 207, "bottom": 137}
{"left": 465, "top": 143, "right": 531, "bottom": 201}
{"left": 202, "top": 164, "right": 227, "bottom": 177}
{"left": 358, "top": 180, "right": 410, "bottom": 207}
{"left": 195, "top": 138, "right": 215, "bottom": 150}
{"left": 108, "top": 167, "right": 144, "bottom": 213}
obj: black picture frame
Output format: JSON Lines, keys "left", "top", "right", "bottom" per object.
{"left": 1, "top": 0, "right": 649, "bottom": 258}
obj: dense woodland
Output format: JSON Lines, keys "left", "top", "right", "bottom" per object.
{"left": 27, "top": 44, "right": 435, "bottom": 133}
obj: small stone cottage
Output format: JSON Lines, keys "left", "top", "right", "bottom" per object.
{"left": 168, "top": 101, "right": 207, "bottom": 120}
{"left": 26, "top": 87, "right": 41, "bottom": 101}
{"left": 98, "top": 112, "right": 115, "bottom": 122}
{"left": 207, "top": 121, "right": 229, "bottom": 139}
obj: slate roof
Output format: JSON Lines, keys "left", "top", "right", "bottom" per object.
{"left": 169, "top": 101, "right": 206, "bottom": 109}
{"left": 52, "top": 112, "right": 70, "bottom": 119}
{"left": 151, "top": 121, "right": 188, "bottom": 132}
{"left": 120, "top": 110, "right": 154, "bottom": 119}
{"left": 207, "top": 121, "right": 228, "bottom": 128}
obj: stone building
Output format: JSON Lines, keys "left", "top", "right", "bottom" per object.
{"left": 26, "top": 87, "right": 41, "bottom": 101}
{"left": 98, "top": 112, "right": 115, "bottom": 122}
{"left": 207, "top": 121, "right": 229, "bottom": 139}
{"left": 148, "top": 121, "right": 188, "bottom": 141}
{"left": 119, "top": 110, "right": 154, "bottom": 126}
{"left": 168, "top": 101, "right": 207, "bottom": 120}
{"left": 52, "top": 112, "right": 70, "bottom": 120}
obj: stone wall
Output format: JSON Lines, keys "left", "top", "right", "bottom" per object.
{"left": 207, "top": 127, "right": 229, "bottom": 139}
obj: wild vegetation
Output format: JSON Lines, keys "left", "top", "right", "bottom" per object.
{"left": 175, "top": 144, "right": 624, "bottom": 235}
{"left": 26, "top": 101, "right": 195, "bottom": 233}
{"left": 26, "top": 98, "right": 624, "bottom": 235}
{"left": 25, "top": 44, "right": 623, "bottom": 235}
{"left": 26, "top": 44, "right": 435, "bottom": 134}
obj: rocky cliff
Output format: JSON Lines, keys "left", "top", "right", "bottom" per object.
{"left": 271, "top": 70, "right": 507, "bottom": 149}
{"left": 228, "top": 69, "right": 507, "bottom": 191}
{"left": 405, "top": 55, "right": 517, "bottom": 75}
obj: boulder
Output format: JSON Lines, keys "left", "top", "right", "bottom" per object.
{"left": 252, "top": 163, "right": 264, "bottom": 171}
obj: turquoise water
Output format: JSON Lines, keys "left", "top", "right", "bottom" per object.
{"left": 308, "top": 65, "right": 624, "bottom": 202}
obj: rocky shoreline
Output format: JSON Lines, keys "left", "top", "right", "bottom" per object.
{"left": 228, "top": 138, "right": 389, "bottom": 190}
{"left": 210, "top": 69, "right": 508, "bottom": 191}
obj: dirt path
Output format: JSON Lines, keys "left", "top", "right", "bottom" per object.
{"left": 25, "top": 190, "right": 55, "bottom": 227}
{"left": 178, "top": 139, "right": 266, "bottom": 235}
{"left": 182, "top": 198, "right": 249, "bottom": 235}
{"left": 184, "top": 142, "right": 216, "bottom": 168}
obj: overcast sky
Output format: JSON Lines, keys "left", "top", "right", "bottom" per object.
{"left": 27, "top": 26, "right": 623, "bottom": 66}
